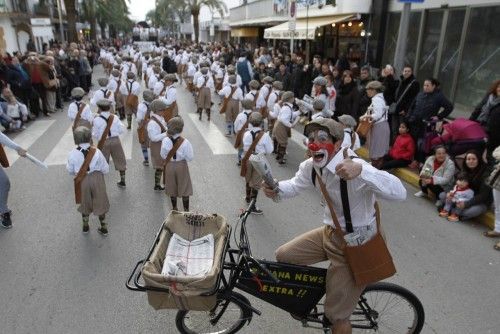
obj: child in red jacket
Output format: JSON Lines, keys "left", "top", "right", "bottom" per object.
{"left": 381, "top": 122, "right": 416, "bottom": 170}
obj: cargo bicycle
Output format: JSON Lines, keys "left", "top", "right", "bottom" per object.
{"left": 127, "top": 199, "right": 425, "bottom": 333}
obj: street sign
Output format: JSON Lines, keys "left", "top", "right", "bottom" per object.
{"left": 288, "top": 21, "right": 296, "bottom": 31}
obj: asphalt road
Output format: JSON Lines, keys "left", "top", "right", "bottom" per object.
{"left": 0, "top": 66, "right": 499, "bottom": 334}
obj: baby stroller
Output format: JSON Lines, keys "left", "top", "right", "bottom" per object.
{"left": 429, "top": 118, "right": 487, "bottom": 157}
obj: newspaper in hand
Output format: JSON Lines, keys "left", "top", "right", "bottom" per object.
{"left": 162, "top": 233, "right": 214, "bottom": 278}
{"left": 249, "top": 153, "right": 281, "bottom": 202}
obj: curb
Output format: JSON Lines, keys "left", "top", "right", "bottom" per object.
{"left": 357, "top": 147, "right": 495, "bottom": 230}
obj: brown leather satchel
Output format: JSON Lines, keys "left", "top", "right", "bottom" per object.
{"left": 240, "top": 131, "right": 264, "bottom": 177}
{"left": 0, "top": 145, "right": 9, "bottom": 168}
{"left": 162, "top": 137, "right": 185, "bottom": 181}
{"left": 220, "top": 87, "right": 237, "bottom": 114}
{"left": 234, "top": 113, "right": 252, "bottom": 149}
{"left": 97, "top": 115, "right": 114, "bottom": 150}
{"left": 259, "top": 87, "right": 272, "bottom": 118}
{"left": 163, "top": 101, "right": 177, "bottom": 122}
{"left": 137, "top": 108, "right": 150, "bottom": 145}
{"left": 72, "top": 102, "right": 87, "bottom": 131}
{"left": 73, "top": 146, "right": 96, "bottom": 204}
{"left": 315, "top": 148, "right": 396, "bottom": 286}
{"left": 125, "top": 82, "right": 139, "bottom": 109}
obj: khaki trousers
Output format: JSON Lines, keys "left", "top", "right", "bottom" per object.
{"left": 275, "top": 226, "right": 365, "bottom": 322}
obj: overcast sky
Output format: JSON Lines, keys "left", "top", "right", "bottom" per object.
{"left": 128, "top": 0, "right": 240, "bottom": 22}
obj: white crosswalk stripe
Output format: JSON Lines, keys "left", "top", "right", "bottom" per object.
{"left": 44, "top": 121, "right": 135, "bottom": 166}
{"left": 186, "top": 113, "right": 237, "bottom": 155}
{"left": 6, "top": 120, "right": 55, "bottom": 165}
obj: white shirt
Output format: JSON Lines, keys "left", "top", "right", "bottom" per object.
{"left": 242, "top": 128, "right": 274, "bottom": 154}
{"left": 108, "top": 77, "right": 120, "bottom": 94}
{"left": 278, "top": 149, "right": 406, "bottom": 230}
{"left": 0, "top": 131, "right": 21, "bottom": 151}
{"left": 193, "top": 71, "right": 202, "bottom": 85}
{"left": 147, "top": 114, "right": 168, "bottom": 142}
{"left": 153, "top": 80, "right": 168, "bottom": 96}
{"left": 256, "top": 84, "right": 271, "bottom": 109}
{"left": 267, "top": 90, "right": 280, "bottom": 119}
{"left": 6, "top": 102, "right": 28, "bottom": 118}
{"left": 234, "top": 110, "right": 253, "bottom": 133}
{"left": 301, "top": 94, "right": 333, "bottom": 118}
{"left": 223, "top": 73, "right": 242, "bottom": 88}
{"left": 66, "top": 143, "right": 109, "bottom": 176}
{"left": 341, "top": 129, "right": 361, "bottom": 151}
{"left": 269, "top": 102, "right": 281, "bottom": 119}
{"left": 68, "top": 101, "right": 93, "bottom": 123}
{"left": 187, "top": 63, "right": 197, "bottom": 77}
{"left": 92, "top": 112, "right": 125, "bottom": 139}
{"left": 218, "top": 85, "right": 243, "bottom": 100}
{"left": 278, "top": 103, "right": 300, "bottom": 128}
{"left": 119, "top": 80, "right": 141, "bottom": 96}
{"left": 136, "top": 102, "right": 150, "bottom": 123}
{"left": 245, "top": 90, "right": 258, "bottom": 102}
{"left": 196, "top": 75, "right": 215, "bottom": 89}
{"left": 160, "top": 135, "right": 194, "bottom": 162}
{"left": 160, "top": 85, "right": 176, "bottom": 105}
{"left": 90, "top": 88, "right": 115, "bottom": 108}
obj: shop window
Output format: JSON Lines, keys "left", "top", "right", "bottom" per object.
{"left": 404, "top": 12, "right": 421, "bottom": 69}
{"left": 381, "top": 12, "right": 400, "bottom": 67}
{"left": 455, "top": 6, "right": 500, "bottom": 111}
{"left": 417, "top": 10, "right": 443, "bottom": 82}
{"left": 437, "top": 9, "right": 466, "bottom": 99}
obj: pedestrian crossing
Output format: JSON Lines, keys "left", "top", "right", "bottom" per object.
{"left": 187, "top": 113, "right": 237, "bottom": 155}
{"left": 5, "top": 120, "right": 55, "bottom": 165}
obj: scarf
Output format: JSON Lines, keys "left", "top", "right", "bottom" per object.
{"left": 478, "top": 94, "right": 500, "bottom": 125}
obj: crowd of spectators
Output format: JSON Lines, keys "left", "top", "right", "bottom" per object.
{"left": 0, "top": 40, "right": 99, "bottom": 131}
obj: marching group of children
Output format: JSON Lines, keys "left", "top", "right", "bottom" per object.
{"left": 66, "top": 43, "right": 365, "bottom": 233}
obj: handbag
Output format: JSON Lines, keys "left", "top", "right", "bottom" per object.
{"left": 388, "top": 79, "right": 416, "bottom": 115}
{"left": 486, "top": 163, "right": 500, "bottom": 191}
{"left": 356, "top": 114, "right": 373, "bottom": 138}
{"left": 315, "top": 148, "right": 396, "bottom": 286}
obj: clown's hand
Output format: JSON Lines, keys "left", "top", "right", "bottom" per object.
{"left": 335, "top": 149, "right": 362, "bottom": 180}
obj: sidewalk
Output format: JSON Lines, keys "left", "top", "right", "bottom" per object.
{"left": 357, "top": 147, "right": 495, "bottom": 230}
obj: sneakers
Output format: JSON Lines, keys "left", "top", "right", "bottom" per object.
{"left": 97, "top": 226, "right": 108, "bottom": 236}
{"left": 237, "top": 161, "right": 241, "bottom": 167}
{"left": 250, "top": 207, "right": 263, "bottom": 215}
{"left": 117, "top": 181, "right": 126, "bottom": 188}
{"left": 154, "top": 185, "right": 165, "bottom": 191}
{"left": 447, "top": 214, "right": 460, "bottom": 222}
{"left": 439, "top": 209, "right": 449, "bottom": 218}
{"left": 142, "top": 160, "right": 149, "bottom": 166}
{"left": 414, "top": 191, "right": 426, "bottom": 198}
{"left": 1, "top": 211, "right": 12, "bottom": 229}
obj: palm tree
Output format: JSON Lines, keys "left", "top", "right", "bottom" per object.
{"left": 63, "top": 0, "right": 78, "bottom": 42}
{"left": 183, "top": 0, "right": 227, "bottom": 43}
{"left": 80, "top": 0, "right": 133, "bottom": 40}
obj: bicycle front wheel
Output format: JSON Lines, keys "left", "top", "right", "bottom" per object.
{"left": 350, "top": 282, "right": 425, "bottom": 333}
{"left": 175, "top": 292, "right": 253, "bottom": 334}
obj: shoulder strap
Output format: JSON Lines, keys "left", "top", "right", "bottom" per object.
{"left": 229, "top": 86, "right": 237, "bottom": 99}
{"left": 73, "top": 103, "right": 87, "bottom": 130}
{"left": 115, "top": 79, "right": 121, "bottom": 94}
{"left": 395, "top": 79, "right": 416, "bottom": 106}
{"left": 151, "top": 116, "right": 167, "bottom": 133}
{"left": 164, "top": 137, "right": 185, "bottom": 165}
{"left": 97, "top": 115, "right": 114, "bottom": 150}
{"left": 73, "top": 146, "right": 97, "bottom": 204}
{"left": 240, "top": 131, "right": 265, "bottom": 177}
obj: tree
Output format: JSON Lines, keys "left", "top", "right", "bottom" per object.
{"left": 63, "top": 0, "right": 78, "bottom": 42}
{"left": 79, "top": 0, "right": 133, "bottom": 41}
{"left": 183, "top": 0, "right": 227, "bottom": 43}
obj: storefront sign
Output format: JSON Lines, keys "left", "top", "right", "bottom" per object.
{"left": 30, "top": 18, "right": 51, "bottom": 26}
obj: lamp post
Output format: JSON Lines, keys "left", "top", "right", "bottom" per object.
{"left": 56, "top": 0, "right": 65, "bottom": 43}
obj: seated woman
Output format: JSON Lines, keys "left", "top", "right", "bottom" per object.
{"left": 415, "top": 145, "right": 455, "bottom": 204}
{"left": 381, "top": 121, "right": 415, "bottom": 170}
{"left": 437, "top": 150, "right": 492, "bottom": 221}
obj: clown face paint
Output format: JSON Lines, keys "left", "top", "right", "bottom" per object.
{"left": 308, "top": 130, "right": 336, "bottom": 168}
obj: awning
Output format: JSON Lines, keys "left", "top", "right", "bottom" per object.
{"left": 231, "top": 27, "right": 259, "bottom": 38}
{"left": 264, "top": 14, "right": 356, "bottom": 40}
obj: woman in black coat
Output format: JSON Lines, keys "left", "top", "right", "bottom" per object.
{"left": 335, "top": 70, "right": 359, "bottom": 118}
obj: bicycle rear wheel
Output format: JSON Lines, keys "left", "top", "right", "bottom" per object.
{"left": 350, "top": 282, "right": 425, "bottom": 333}
{"left": 175, "top": 292, "right": 253, "bottom": 334}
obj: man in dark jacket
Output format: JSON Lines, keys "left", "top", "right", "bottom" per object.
{"left": 392, "top": 65, "right": 419, "bottom": 140}
{"left": 292, "top": 57, "right": 308, "bottom": 99}
{"left": 6, "top": 57, "right": 31, "bottom": 106}
{"left": 357, "top": 66, "right": 372, "bottom": 118}
{"left": 274, "top": 64, "right": 292, "bottom": 92}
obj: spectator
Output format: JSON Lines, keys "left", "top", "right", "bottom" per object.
{"left": 23, "top": 53, "right": 51, "bottom": 116}
{"left": 438, "top": 172, "right": 475, "bottom": 222}
{"left": 357, "top": 65, "right": 373, "bottom": 119}
{"left": 253, "top": 61, "right": 267, "bottom": 83}
{"left": 6, "top": 56, "right": 31, "bottom": 107}
{"left": 437, "top": 150, "right": 492, "bottom": 221}
{"left": 483, "top": 146, "right": 500, "bottom": 250}
{"left": 331, "top": 66, "right": 342, "bottom": 90}
{"left": 415, "top": 145, "right": 455, "bottom": 202}
{"left": 470, "top": 80, "right": 500, "bottom": 165}
{"left": 274, "top": 64, "right": 292, "bottom": 92}
{"left": 391, "top": 65, "right": 419, "bottom": 141}
{"left": 379, "top": 64, "right": 399, "bottom": 106}
{"left": 380, "top": 121, "right": 416, "bottom": 170}
{"left": 43, "top": 56, "right": 58, "bottom": 114}
{"left": 236, "top": 51, "right": 253, "bottom": 93}
{"left": 0, "top": 87, "right": 28, "bottom": 130}
{"left": 325, "top": 74, "right": 336, "bottom": 115}
{"left": 406, "top": 78, "right": 454, "bottom": 160}
{"left": 292, "top": 57, "right": 307, "bottom": 99}
{"left": 79, "top": 50, "right": 92, "bottom": 92}
{"left": 360, "top": 81, "right": 389, "bottom": 168}
{"left": 335, "top": 70, "right": 359, "bottom": 118}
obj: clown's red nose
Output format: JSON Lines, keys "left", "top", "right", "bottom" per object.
{"left": 308, "top": 142, "right": 320, "bottom": 151}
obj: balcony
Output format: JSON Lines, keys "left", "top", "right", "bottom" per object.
{"left": 230, "top": 0, "right": 288, "bottom": 27}
{"left": 0, "top": 0, "right": 30, "bottom": 17}
{"left": 33, "top": 3, "right": 52, "bottom": 17}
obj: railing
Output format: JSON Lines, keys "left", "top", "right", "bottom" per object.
{"left": 230, "top": 0, "right": 287, "bottom": 23}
